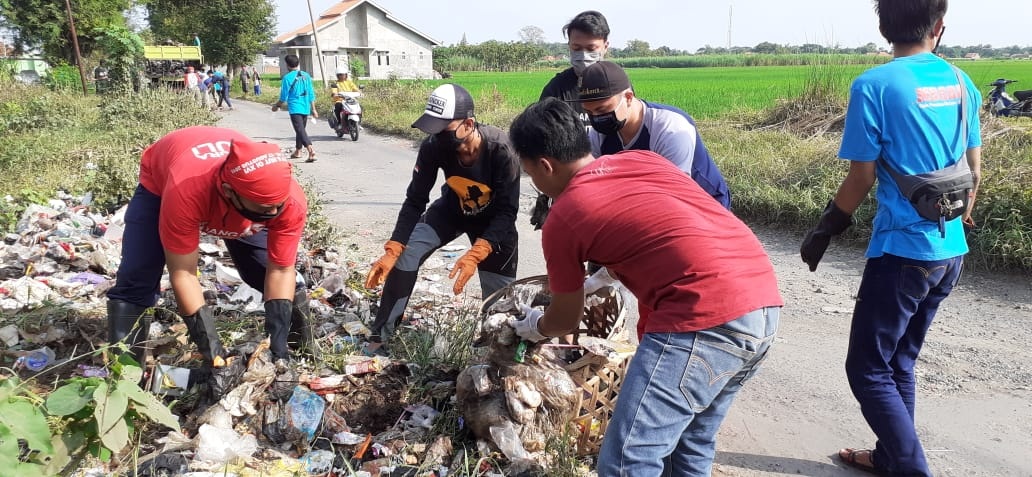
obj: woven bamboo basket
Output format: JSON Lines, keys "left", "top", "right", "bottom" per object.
{"left": 481, "top": 274, "right": 634, "bottom": 455}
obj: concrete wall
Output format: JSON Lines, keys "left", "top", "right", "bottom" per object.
{"left": 363, "top": 7, "right": 435, "bottom": 79}
{"left": 272, "top": 3, "right": 436, "bottom": 80}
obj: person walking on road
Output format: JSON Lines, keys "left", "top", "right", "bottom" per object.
{"left": 362, "top": 84, "right": 520, "bottom": 354}
{"left": 272, "top": 54, "right": 318, "bottom": 162}
{"left": 799, "top": 1, "right": 982, "bottom": 474}
{"left": 508, "top": 98, "right": 782, "bottom": 477}
{"left": 106, "top": 126, "right": 318, "bottom": 383}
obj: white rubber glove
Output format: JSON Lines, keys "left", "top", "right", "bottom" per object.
{"left": 509, "top": 304, "right": 547, "bottom": 342}
{"left": 583, "top": 267, "right": 617, "bottom": 295}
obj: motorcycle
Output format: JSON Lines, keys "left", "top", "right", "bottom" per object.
{"left": 329, "top": 90, "right": 362, "bottom": 141}
{"left": 985, "top": 78, "right": 1032, "bottom": 118}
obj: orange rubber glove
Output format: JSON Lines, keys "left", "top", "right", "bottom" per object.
{"left": 364, "top": 240, "right": 405, "bottom": 289}
{"left": 448, "top": 238, "right": 493, "bottom": 295}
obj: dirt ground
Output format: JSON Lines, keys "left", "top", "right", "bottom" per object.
{"left": 218, "top": 100, "right": 1032, "bottom": 476}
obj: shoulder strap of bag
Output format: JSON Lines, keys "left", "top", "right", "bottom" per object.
{"left": 287, "top": 71, "right": 306, "bottom": 95}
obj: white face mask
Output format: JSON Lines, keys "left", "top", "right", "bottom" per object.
{"left": 571, "top": 50, "right": 603, "bottom": 75}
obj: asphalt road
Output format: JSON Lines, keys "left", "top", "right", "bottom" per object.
{"left": 217, "top": 98, "right": 1032, "bottom": 477}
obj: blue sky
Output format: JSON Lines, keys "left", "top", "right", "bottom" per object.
{"left": 275, "top": 0, "right": 1032, "bottom": 51}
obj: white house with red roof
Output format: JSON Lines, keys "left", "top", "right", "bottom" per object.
{"left": 271, "top": 0, "right": 440, "bottom": 80}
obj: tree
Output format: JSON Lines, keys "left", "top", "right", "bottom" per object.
{"left": 518, "top": 25, "right": 545, "bottom": 44}
{"left": 624, "top": 39, "right": 651, "bottom": 57}
{"left": 146, "top": 0, "right": 275, "bottom": 68}
{"left": 859, "top": 42, "right": 878, "bottom": 54}
{"left": 752, "top": 41, "right": 780, "bottom": 54}
{"left": 93, "top": 24, "right": 143, "bottom": 94}
{"left": 0, "top": 0, "right": 132, "bottom": 64}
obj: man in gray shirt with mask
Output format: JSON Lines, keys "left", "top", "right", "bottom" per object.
{"left": 534, "top": 10, "right": 610, "bottom": 229}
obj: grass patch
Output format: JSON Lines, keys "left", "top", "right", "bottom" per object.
{"left": 0, "top": 83, "right": 219, "bottom": 222}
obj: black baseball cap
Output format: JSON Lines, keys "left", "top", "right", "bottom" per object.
{"left": 411, "top": 84, "right": 475, "bottom": 134}
{"left": 577, "top": 61, "right": 631, "bottom": 102}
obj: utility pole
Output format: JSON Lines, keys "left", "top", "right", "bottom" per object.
{"left": 727, "top": 4, "right": 733, "bottom": 51}
{"left": 64, "top": 0, "right": 89, "bottom": 94}
{"left": 305, "top": 0, "right": 328, "bottom": 88}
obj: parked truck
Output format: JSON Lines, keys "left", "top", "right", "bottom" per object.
{"left": 142, "top": 45, "right": 203, "bottom": 89}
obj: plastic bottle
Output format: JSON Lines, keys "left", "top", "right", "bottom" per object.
{"left": 20, "top": 347, "right": 56, "bottom": 371}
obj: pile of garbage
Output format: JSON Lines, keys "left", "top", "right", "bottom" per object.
{"left": 0, "top": 194, "right": 121, "bottom": 312}
{"left": 1, "top": 194, "right": 635, "bottom": 476}
{"left": 453, "top": 279, "right": 634, "bottom": 470}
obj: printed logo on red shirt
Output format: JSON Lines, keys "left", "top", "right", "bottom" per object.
{"left": 200, "top": 222, "right": 265, "bottom": 239}
{"left": 191, "top": 141, "right": 233, "bottom": 160}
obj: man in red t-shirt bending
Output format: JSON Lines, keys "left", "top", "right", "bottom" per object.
{"left": 107, "top": 126, "right": 313, "bottom": 377}
{"left": 508, "top": 98, "right": 783, "bottom": 476}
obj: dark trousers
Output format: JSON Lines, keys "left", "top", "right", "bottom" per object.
{"left": 290, "top": 113, "right": 311, "bottom": 149}
{"left": 370, "top": 207, "right": 518, "bottom": 339}
{"left": 108, "top": 185, "right": 271, "bottom": 306}
{"left": 845, "top": 253, "right": 963, "bottom": 477}
{"left": 220, "top": 88, "right": 232, "bottom": 108}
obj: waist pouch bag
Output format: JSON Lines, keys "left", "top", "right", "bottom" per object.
{"left": 879, "top": 66, "right": 974, "bottom": 238}
{"left": 880, "top": 157, "right": 973, "bottom": 237}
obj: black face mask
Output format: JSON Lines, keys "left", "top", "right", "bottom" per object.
{"left": 231, "top": 192, "right": 283, "bottom": 222}
{"left": 435, "top": 121, "right": 471, "bottom": 151}
{"left": 588, "top": 100, "right": 627, "bottom": 136}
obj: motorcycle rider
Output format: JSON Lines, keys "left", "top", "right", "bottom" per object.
{"left": 106, "top": 126, "right": 317, "bottom": 381}
{"left": 331, "top": 67, "right": 360, "bottom": 130}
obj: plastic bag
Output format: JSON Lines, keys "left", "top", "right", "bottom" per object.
{"left": 489, "top": 421, "right": 530, "bottom": 461}
{"left": 300, "top": 449, "right": 334, "bottom": 474}
{"left": 193, "top": 424, "right": 258, "bottom": 464}
{"left": 286, "top": 386, "right": 325, "bottom": 441}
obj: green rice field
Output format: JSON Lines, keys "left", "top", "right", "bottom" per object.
{"left": 436, "top": 60, "right": 1032, "bottom": 119}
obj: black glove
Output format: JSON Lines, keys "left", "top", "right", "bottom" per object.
{"left": 265, "top": 299, "right": 293, "bottom": 360}
{"left": 182, "top": 305, "right": 225, "bottom": 364}
{"left": 530, "top": 193, "right": 552, "bottom": 230}
{"left": 800, "top": 200, "right": 853, "bottom": 272}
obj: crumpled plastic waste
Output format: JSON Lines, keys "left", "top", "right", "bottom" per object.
{"left": 404, "top": 404, "right": 440, "bottom": 430}
{"left": 300, "top": 449, "right": 335, "bottom": 474}
{"left": 286, "top": 385, "right": 325, "bottom": 441}
{"left": 193, "top": 424, "right": 258, "bottom": 465}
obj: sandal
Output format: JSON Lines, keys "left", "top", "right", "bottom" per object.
{"left": 289, "top": 149, "right": 303, "bottom": 159}
{"left": 305, "top": 153, "right": 316, "bottom": 163}
{"left": 838, "top": 448, "right": 885, "bottom": 475}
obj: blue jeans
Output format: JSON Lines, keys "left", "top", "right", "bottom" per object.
{"left": 845, "top": 253, "right": 963, "bottom": 477}
{"left": 597, "top": 306, "right": 780, "bottom": 477}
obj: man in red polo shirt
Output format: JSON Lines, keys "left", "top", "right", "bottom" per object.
{"left": 107, "top": 126, "right": 313, "bottom": 376}
{"left": 508, "top": 98, "right": 783, "bottom": 476}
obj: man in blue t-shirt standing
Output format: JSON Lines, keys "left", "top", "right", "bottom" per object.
{"left": 799, "top": 1, "right": 982, "bottom": 475}
{"left": 272, "top": 54, "right": 318, "bottom": 162}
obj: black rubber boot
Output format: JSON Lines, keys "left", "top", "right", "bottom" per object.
{"left": 182, "top": 306, "right": 225, "bottom": 365}
{"left": 107, "top": 300, "right": 152, "bottom": 366}
{"left": 287, "top": 289, "right": 320, "bottom": 360}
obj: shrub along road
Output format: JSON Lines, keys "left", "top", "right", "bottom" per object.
{"left": 218, "top": 99, "right": 1031, "bottom": 476}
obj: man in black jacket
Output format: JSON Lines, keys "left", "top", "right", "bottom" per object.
{"left": 533, "top": 10, "right": 611, "bottom": 229}
{"left": 363, "top": 84, "right": 520, "bottom": 351}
